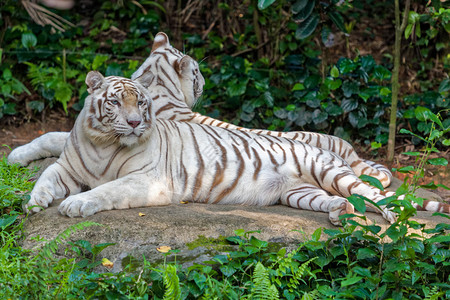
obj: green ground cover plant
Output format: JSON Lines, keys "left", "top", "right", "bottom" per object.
{"left": 0, "top": 112, "right": 449, "bottom": 298}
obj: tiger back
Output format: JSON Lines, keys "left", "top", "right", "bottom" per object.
{"left": 132, "top": 32, "right": 393, "bottom": 187}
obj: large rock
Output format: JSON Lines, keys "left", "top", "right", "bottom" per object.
{"left": 21, "top": 177, "right": 448, "bottom": 273}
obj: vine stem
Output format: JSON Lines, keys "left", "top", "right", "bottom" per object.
{"left": 387, "top": 0, "right": 411, "bottom": 162}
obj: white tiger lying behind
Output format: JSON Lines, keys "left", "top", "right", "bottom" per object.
{"left": 9, "top": 32, "right": 392, "bottom": 188}
{"left": 25, "top": 71, "right": 450, "bottom": 225}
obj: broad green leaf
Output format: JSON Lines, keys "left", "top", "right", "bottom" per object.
{"left": 21, "top": 32, "right": 37, "bottom": 49}
{"left": 357, "top": 248, "right": 377, "bottom": 260}
{"left": 227, "top": 78, "right": 248, "bottom": 97}
{"left": 394, "top": 165, "right": 415, "bottom": 173}
{"left": 219, "top": 264, "right": 237, "bottom": 277}
{"left": 234, "top": 229, "right": 245, "bottom": 236}
{"left": 404, "top": 23, "right": 413, "bottom": 39}
{"left": 330, "top": 65, "right": 339, "bottom": 78}
{"left": 359, "top": 175, "right": 384, "bottom": 191}
{"left": 295, "top": 13, "right": 319, "bottom": 40}
{"left": 311, "top": 227, "right": 322, "bottom": 242}
{"left": 373, "top": 65, "right": 391, "bottom": 80}
{"left": 325, "top": 103, "right": 343, "bottom": 116}
{"left": 257, "top": 0, "right": 276, "bottom": 10}
{"left": 399, "top": 128, "right": 427, "bottom": 142}
{"left": 428, "top": 235, "right": 450, "bottom": 244}
{"left": 430, "top": 0, "right": 441, "bottom": 9}
{"left": 385, "top": 225, "right": 402, "bottom": 242}
{"left": 438, "top": 78, "right": 450, "bottom": 92}
{"left": 326, "top": 78, "right": 342, "bottom": 90}
{"left": 105, "top": 62, "right": 123, "bottom": 77}
{"left": 341, "top": 275, "right": 363, "bottom": 287}
{"left": 250, "top": 236, "right": 268, "bottom": 248}
{"left": 402, "top": 151, "right": 421, "bottom": 156}
{"left": 291, "top": 0, "right": 309, "bottom": 14}
{"left": 341, "top": 98, "right": 358, "bottom": 112}
{"left": 293, "top": 0, "right": 315, "bottom": 21}
{"left": 92, "top": 55, "right": 109, "bottom": 70}
{"left": 285, "top": 104, "right": 296, "bottom": 111}
{"left": 3, "top": 68, "right": 12, "bottom": 80}
{"left": 262, "top": 91, "right": 274, "bottom": 106}
{"left": 371, "top": 141, "right": 382, "bottom": 149}
{"left": 328, "top": 10, "right": 346, "bottom": 33}
{"left": 312, "top": 109, "right": 328, "bottom": 124}
{"left": 0, "top": 215, "right": 18, "bottom": 228}
{"left": 427, "top": 158, "right": 448, "bottom": 166}
{"left": 28, "top": 100, "right": 45, "bottom": 112}
{"left": 92, "top": 242, "right": 116, "bottom": 256}
{"left": 347, "top": 194, "right": 367, "bottom": 214}
{"left": 432, "top": 212, "right": 450, "bottom": 220}
{"left": 342, "top": 80, "right": 359, "bottom": 97}
{"left": 379, "top": 87, "right": 391, "bottom": 96}
{"left": 414, "top": 106, "right": 431, "bottom": 121}
{"left": 4, "top": 102, "right": 16, "bottom": 115}
{"left": 292, "top": 83, "right": 305, "bottom": 91}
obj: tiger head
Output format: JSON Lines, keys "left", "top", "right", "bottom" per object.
{"left": 131, "top": 32, "right": 205, "bottom": 108}
{"left": 83, "top": 71, "right": 154, "bottom": 147}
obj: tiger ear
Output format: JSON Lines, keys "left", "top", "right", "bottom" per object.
{"left": 86, "top": 71, "right": 105, "bottom": 94}
{"left": 134, "top": 71, "right": 154, "bottom": 89}
{"left": 175, "top": 55, "right": 194, "bottom": 76}
{"left": 151, "top": 32, "right": 170, "bottom": 52}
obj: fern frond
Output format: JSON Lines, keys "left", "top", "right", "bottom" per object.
{"left": 424, "top": 286, "right": 443, "bottom": 300}
{"left": 301, "top": 289, "right": 320, "bottom": 300}
{"left": 250, "top": 262, "right": 279, "bottom": 300}
{"left": 162, "top": 264, "right": 181, "bottom": 300}
{"left": 287, "top": 257, "right": 316, "bottom": 292}
{"left": 37, "top": 221, "right": 102, "bottom": 259}
{"left": 24, "top": 62, "right": 52, "bottom": 89}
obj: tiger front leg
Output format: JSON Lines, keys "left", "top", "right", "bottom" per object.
{"left": 281, "top": 184, "right": 355, "bottom": 226}
{"left": 26, "top": 162, "right": 82, "bottom": 213}
{"left": 58, "top": 175, "right": 172, "bottom": 218}
{"left": 8, "top": 132, "right": 69, "bottom": 166}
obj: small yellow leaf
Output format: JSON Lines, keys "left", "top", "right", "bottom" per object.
{"left": 157, "top": 246, "right": 172, "bottom": 253}
{"left": 180, "top": 200, "right": 189, "bottom": 204}
{"left": 102, "top": 258, "right": 114, "bottom": 268}
{"left": 138, "top": 212, "right": 146, "bottom": 217}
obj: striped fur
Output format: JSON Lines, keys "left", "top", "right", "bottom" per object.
{"left": 25, "top": 72, "right": 450, "bottom": 225}
{"left": 9, "top": 32, "right": 392, "bottom": 188}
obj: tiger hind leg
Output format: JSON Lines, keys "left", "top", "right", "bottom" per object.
{"left": 349, "top": 159, "right": 393, "bottom": 188}
{"left": 280, "top": 184, "right": 355, "bottom": 226}
{"left": 414, "top": 200, "right": 450, "bottom": 214}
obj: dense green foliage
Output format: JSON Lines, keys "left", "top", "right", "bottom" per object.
{"left": 0, "top": 0, "right": 448, "bottom": 147}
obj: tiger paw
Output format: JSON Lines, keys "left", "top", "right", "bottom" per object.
{"left": 328, "top": 198, "right": 354, "bottom": 226}
{"left": 381, "top": 208, "right": 397, "bottom": 224}
{"left": 59, "top": 195, "right": 100, "bottom": 218}
{"left": 25, "top": 189, "right": 54, "bottom": 213}
{"left": 8, "top": 146, "right": 34, "bottom": 166}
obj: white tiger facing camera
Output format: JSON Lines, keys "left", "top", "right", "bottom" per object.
{"left": 83, "top": 71, "right": 154, "bottom": 147}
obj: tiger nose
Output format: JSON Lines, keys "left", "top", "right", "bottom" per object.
{"left": 127, "top": 120, "right": 141, "bottom": 128}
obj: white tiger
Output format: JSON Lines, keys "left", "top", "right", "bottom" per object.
{"left": 25, "top": 71, "right": 450, "bottom": 225}
{"left": 9, "top": 32, "right": 392, "bottom": 188}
